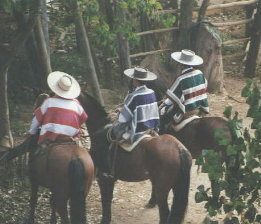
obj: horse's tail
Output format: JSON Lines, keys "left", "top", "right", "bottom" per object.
{"left": 68, "top": 157, "right": 87, "bottom": 224}
{"left": 169, "top": 148, "right": 192, "bottom": 224}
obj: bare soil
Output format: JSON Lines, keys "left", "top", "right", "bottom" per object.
{"left": 0, "top": 1, "right": 259, "bottom": 223}
{"left": 0, "top": 75, "right": 251, "bottom": 224}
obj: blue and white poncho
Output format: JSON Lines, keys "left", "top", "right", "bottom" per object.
{"left": 118, "top": 85, "right": 160, "bottom": 143}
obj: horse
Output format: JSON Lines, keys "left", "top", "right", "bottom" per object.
{"left": 0, "top": 93, "right": 95, "bottom": 224}
{"left": 26, "top": 141, "right": 94, "bottom": 224}
{"left": 78, "top": 92, "right": 192, "bottom": 224}
{"left": 145, "top": 81, "right": 233, "bottom": 207}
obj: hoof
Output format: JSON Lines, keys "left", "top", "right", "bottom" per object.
{"left": 100, "top": 217, "right": 111, "bottom": 224}
{"left": 145, "top": 200, "right": 157, "bottom": 208}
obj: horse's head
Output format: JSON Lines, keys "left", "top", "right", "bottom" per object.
{"left": 34, "top": 93, "right": 50, "bottom": 109}
{"left": 78, "top": 92, "right": 110, "bottom": 134}
{"left": 146, "top": 79, "right": 167, "bottom": 102}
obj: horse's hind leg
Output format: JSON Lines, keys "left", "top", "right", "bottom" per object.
{"left": 52, "top": 193, "right": 69, "bottom": 224}
{"left": 26, "top": 183, "right": 38, "bottom": 224}
{"left": 49, "top": 193, "right": 57, "bottom": 224}
{"left": 154, "top": 186, "right": 170, "bottom": 224}
{"left": 97, "top": 174, "right": 115, "bottom": 224}
{"left": 146, "top": 183, "right": 157, "bottom": 208}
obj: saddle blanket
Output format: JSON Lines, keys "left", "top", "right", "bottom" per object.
{"left": 120, "top": 134, "right": 156, "bottom": 152}
{"left": 171, "top": 115, "right": 200, "bottom": 132}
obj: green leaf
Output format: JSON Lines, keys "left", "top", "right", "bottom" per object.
{"left": 241, "top": 85, "right": 251, "bottom": 97}
{"left": 227, "top": 145, "right": 239, "bottom": 156}
{"left": 207, "top": 205, "right": 218, "bottom": 217}
{"left": 245, "top": 206, "right": 257, "bottom": 223}
{"left": 223, "top": 202, "right": 233, "bottom": 213}
{"left": 195, "top": 191, "right": 209, "bottom": 203}
{"left": 223, "top": 106, "right": 232, "bottom": 119}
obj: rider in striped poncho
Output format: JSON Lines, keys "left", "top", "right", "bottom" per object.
{"left": 160, "top": 50, "right": 209, "bottom": 125}
{"left": 112, "top": 67, "right": 160, "bottom": 144}
{"left": 29, "top": 71, "right": 87, "bottom": 144}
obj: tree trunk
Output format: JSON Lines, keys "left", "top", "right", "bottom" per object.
{"left": 0, "top": 66, "right": 13, "bottom": 148}
{"left": 171, "top": 0, "right": 179, "bottom": 53}
{"left": 97, "top": 0, "right": 114, "bottom": 29}
{"left": 245, "top": 0, "right": 261, "bottom": 78}
{"left": 195, "top": 0, "right": 211, "bottom": 52}
{"left": 71, "top": 0, "right": 104, "bottom": 105}
{"left": 0, "top": 0, "right": 41, "bottom": 147}
{"left": 94, "top": 0, "right": 115, "bottom": 88}
{"left": 40, "top": 0, "right": 50, "bottom": 55}
{"left": 245, "top": 4, "right": 255, "bottom": 37}
{"left": 178, "top": 0, "right": 193, "bottom": 50}
{"left": 198, "top": 0, "right": 211, "bottom": 23}
{"left": 117, "top": 32, "right": 131, "bottom": 75}
{"left": 116, "top": 2, "right": 131, "bottom": 77}
{"left": 140, "top": 12, "right": 151, "bottom": 52}
{"left": 194, "top": 25, "right": 224, "bottom": 93}
{"left": 34, "top": 15, "right": 52, "bottom": 89}
{"left": 25, "top": 33, "right": 44, "bottom": 95}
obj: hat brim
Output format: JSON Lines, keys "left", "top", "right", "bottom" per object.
{"left": 47, "top": 71, "right": 81, "bottom": 99}
{"left": 171, "top": 52, "right": 203, "bottom": 66}
{"left": 124, "top": 68, "right": 157, "bottom": 81}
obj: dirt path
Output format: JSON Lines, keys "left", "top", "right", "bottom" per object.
{"left": 0, "top": 76, "right": 250, "bottom": 224}
{"left": 85, "top": 76, "right": 250, "bottom": 224}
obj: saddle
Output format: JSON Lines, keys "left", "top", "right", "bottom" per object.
{"left": 169, "top": 109, "right": 206, "bottom": 132}
{"left": 33, "top": 137, "right": 78, "bottom": 157}
{"left": 119, "top": 130, "right": 158, "bottom": 152}
{"left": 102, "top": 128, "right": 158, "bottom": 179}
{"left": 107, "top": 126, "right": 158, "bottom": 152}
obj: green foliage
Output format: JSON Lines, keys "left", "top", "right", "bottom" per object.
{"left": 81, "top": 0, "right": 175, "bottom": 57}
{"left": 0, "top": 0, "right": 36, "bottom": 13}
{"left": 51, "top": 51, "right": 86, "bottom": 80}
{"left": 195, "top": 81, "right": 261, "bottom": 223}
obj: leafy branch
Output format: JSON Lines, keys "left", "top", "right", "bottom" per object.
{"left": 195, "top": 80, "right": 261, "bottom": 223}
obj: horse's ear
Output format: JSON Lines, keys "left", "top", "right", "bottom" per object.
{"left": 34, "top": 93, "right": 49, "bottom": 109}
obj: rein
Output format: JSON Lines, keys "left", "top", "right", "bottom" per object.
{"left": 106, "top": 125, "right": 120, "bottom": 178}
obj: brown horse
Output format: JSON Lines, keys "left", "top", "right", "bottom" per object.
{"left": 1, "top": 137, "right": 94, "bottom": 224}
{"left": 78, "top": 92, "right": 192, "bottom": 224}
{"left": 145, "top": 81, "right": 233, "bottom": 207}
{"left": 0, "top": 93, "right": 95, "bottom": 224}
{"left": 27, "top": 142, "right": 94, "bottom": 224}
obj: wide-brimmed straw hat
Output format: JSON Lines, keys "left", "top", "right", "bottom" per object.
{"left": 47, "top": 71, "right": 81, "bottom": 99}
{"left": 171, "top": 49, "right": 203, "bottom": 66}
{"left": 124, "top": 67, "right": 157, "bottom": 81}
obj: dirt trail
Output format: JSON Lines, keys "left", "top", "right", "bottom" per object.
{"left": 85, "top": 76, "right": 249, "bottom": 224}
{"left": 0, "top": 76, "right": 250, "bottom": 224}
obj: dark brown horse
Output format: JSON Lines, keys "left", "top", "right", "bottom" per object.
{"left": 145, "top": 81, "right": 233, "bottom": 207}
{"left": 146, "top": 79, "right": 233, "bottom": 159}
{"left": 78, "top": 92, "right": 192, "bottom": 224}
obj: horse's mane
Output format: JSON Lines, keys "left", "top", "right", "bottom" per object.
{"left": 79, "top": 91, "right": 110, "bottom": 124}
{"left": 146, "top": 79, "right": 167, "bottom": 101}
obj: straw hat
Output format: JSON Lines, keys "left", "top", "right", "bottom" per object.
{"left": 47, "top": 71, "right": 81, "bottom": 99}
{"left": 171, "top": 49, "right": 203, "bottom": 66}
{"left": 124, "top": 67, "right": 157, "bottom": 81}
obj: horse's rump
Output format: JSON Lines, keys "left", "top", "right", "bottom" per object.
{"left": 30, "top": 143, "right": 94, "bottom": 190}
{"left": 113, "top": 134, "right": 187, "bottom": 183}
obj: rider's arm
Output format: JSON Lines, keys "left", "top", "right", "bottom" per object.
{"left": 29, "top": 116, "right": 40, "bottom": 135}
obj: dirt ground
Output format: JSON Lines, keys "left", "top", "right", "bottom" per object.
{"left": 0, "top": 75, "right": 252, "bottom": 224}
{"left": 84, "top": 76, "right": 251, "bottom": 224}
{"left": 0, "top": 3, "right": 259, "bottom": 222}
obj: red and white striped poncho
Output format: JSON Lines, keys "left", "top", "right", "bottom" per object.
{"left": 29, "top": 96, "right": 87, "bottom": 144}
